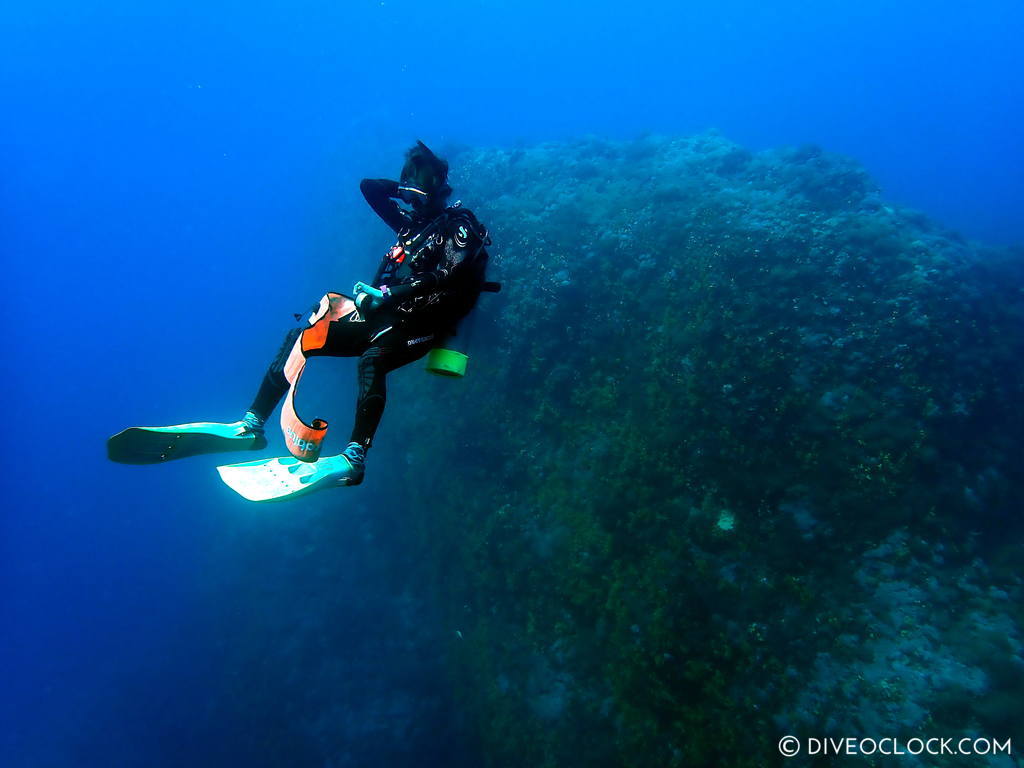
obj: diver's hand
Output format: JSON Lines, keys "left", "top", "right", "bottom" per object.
{"left": 355, "top": 293, "right": 383, "bottom": 315}
{"left": 353, "top": 281, "right": 383, "bottom": 299}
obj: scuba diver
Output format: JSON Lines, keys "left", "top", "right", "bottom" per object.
{"left": 108, "top": 141, "right": 495, "bottom": 501}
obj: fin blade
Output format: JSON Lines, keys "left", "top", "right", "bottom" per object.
{"left": 107, "top": 423, "right": 265, "bottom": 464}
{"left": 217, "top": 455, "right": 351, "bottom": 502}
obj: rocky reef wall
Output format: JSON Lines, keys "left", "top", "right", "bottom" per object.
{"left": 394, "top": 134, "right": 1024, "bottom": 767}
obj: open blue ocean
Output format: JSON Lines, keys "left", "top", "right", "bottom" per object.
{"left": 3, "top": 2, "right": 1022, "bottom": 766}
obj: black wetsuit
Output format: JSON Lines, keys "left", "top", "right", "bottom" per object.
{"left": 248, "top": 179, "right": 489, "bottom": 448}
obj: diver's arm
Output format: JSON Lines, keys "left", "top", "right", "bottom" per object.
{"left": 382, "top": 237, "right": 481, "bottom": 303}
{"left": 353, "top": 276, "right": 447, "bottom": 314}
{"left": 381, "top": 271, "right": 450, "bottom": 302}
{"left": 353, "top": 267, "right": 466, "bottom": 313}
{"left": 360, "top": 178, "right": 409, "bottom": 233}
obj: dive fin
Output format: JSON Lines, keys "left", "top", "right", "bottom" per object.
{"left": 217, "top": 453, "right": 362, "bottom": 503}
{"left": 107, "top": 421, "right": 267, "bottom": 464}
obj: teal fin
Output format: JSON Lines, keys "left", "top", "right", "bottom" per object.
{"left": 107, "top": 421, "right": 267, "bottom": 464}
{"left": 217, "top": 453, "right": 361, "bottom": 503}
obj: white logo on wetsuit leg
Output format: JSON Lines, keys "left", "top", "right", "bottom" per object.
{"left": 407, "top": 334, "right": 435, "bottom": 347}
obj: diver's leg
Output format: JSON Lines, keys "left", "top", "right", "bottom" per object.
{"left": 275, "top": 320, "right": 388, "bottom": 486}
{"left": 325, "top": 343, "right": 424, "bottom": 486}
{"left": 349, "top": 335, "right": 433, "bottom": 448}
{"left": 308, "top": 318, "right": 406, "bottom": 449}
{"left": 351, "top": 346, "right": 388, "bottom": 448}
{"left": 246, "top": 327, "right": 303, "bottom": 425}
{"left": 277, "top": 332, "right": 431, "bottom": 486}
{"left": 248, "top": 315, "right": 375, "bottom": 421}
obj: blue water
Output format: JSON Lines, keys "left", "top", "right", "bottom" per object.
{"left": 2, "top": 1, "right": 1022, "bottom": 766}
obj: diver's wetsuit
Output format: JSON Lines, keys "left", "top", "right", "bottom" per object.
{"left": 247, "top": 179, "right": 488, "bottom": 448}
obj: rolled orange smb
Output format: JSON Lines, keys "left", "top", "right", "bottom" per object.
{"left": 280, "top": 292, "right": 359, "bottom": 461}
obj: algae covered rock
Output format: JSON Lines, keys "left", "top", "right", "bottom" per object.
{"left": 396, "top": 134, "right": 1024, "bottom": 768}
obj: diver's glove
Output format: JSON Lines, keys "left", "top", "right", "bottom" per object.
{"left": 354, "top": 281, "right": 385, "bottom": 314}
